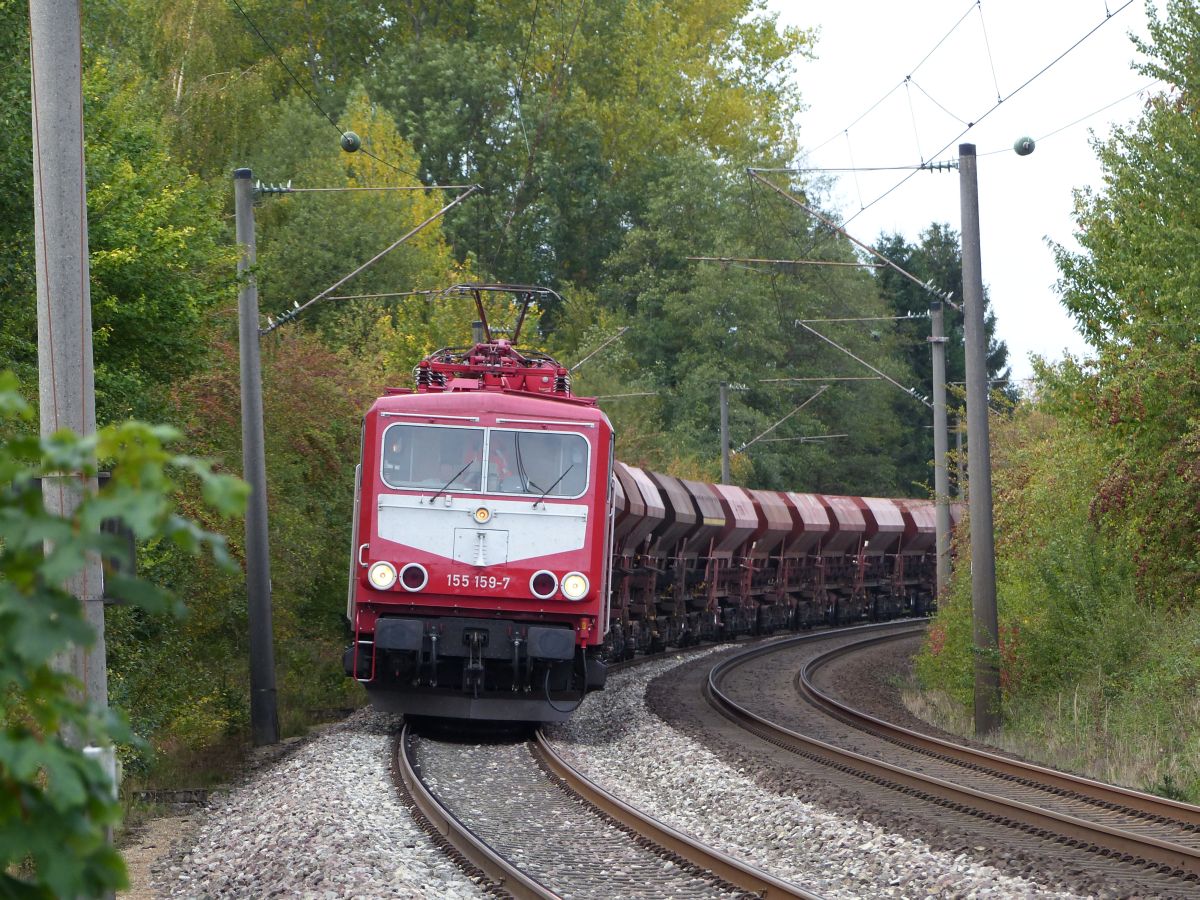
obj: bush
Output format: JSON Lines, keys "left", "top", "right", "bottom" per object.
{"left": 0, "top": 371, "right": 245, "bottom": 895}
{"left": 916, "top": 391, "right": 1200, "bottom": 800}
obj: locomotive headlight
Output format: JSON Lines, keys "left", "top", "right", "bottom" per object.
{"left": 561, "top": 572, "right": 589, "bottom": 601}
{"left": 473, "top": 506, "right": 491, "bottom": 524}
{"left": 367, "top": 561, "right": 397, "bottom": 590}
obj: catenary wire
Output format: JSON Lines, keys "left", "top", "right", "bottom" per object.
{"left": 227, "top": 0, "right": 425, "bottom": 182}
{"left": 803, "top": 0, "right": 979, "bottom": 159}
{"left": 840, "top": 0, "right": 1136, "bottom": 228}
{"left": 772, "top": 77, "right": 1160, "bottom": 169}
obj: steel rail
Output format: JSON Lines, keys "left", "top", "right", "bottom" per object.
{"left": 706, "top": 626, "right": 1200, "bottom": 881}
{"left": 533, "top": 730, "right": 824, "bottom": 900}
{"left": 800, "top": 633, "right": 1200, "bottom": 830}
{"left": 396, "top": 724, "right": 560, "bottom": 900}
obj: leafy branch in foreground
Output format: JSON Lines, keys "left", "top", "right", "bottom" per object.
{"left": 0, "top": 370, "right": 246, "bottom": 898}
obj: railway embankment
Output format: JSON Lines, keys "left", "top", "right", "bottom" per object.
{"left": 124, "top": 628, "right": 1199, "bottom": 897}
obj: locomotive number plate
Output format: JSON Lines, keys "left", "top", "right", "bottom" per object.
{"left": 446, "top": 573, "right": 512, "bottom": 591}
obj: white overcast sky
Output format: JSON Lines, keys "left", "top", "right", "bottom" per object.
{"left": 765, "top": 0, "right": 1160, "bottom": 383}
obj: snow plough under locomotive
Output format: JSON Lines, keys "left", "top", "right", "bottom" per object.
{"left": 344, "top": 284, "right": 945, "bottom": 723}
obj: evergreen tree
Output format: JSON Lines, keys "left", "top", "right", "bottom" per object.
{"left": 875, "top": 224, "right": 1010, "bottom": 492}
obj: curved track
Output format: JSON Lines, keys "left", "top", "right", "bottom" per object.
{"left": 532, "top": 731, "right": 820, "bottom": 900}
{"left": 395, "top": 723, "right": 821, "bottom": 899}
{"left": 706, "top": 624, "right": 1200, "bottom": 885}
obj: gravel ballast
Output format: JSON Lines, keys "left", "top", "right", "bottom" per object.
{"left": 153, "top": 710, "right": 484, "bottom": 898}
{"left": 151, "top": 648, "right": 1092, "bottom": 898}
{"left": 547, "top": 648, "right": 1087, "bottom": 900}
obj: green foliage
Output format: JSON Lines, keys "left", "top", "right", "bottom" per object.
{"left": 84, "top": 56, "right": 239, "bottom": 423}
{"left": 0, "top": 51, "right": 236, "bottom": 427}
{"left": 105, "top": 328, "right": 370, "bottom": 771}
{"left": 84, "top": 0, "right": 286, "bottom": 175}
{"left": 874, "top": 225, "right": 1011, "bottom": 493}
{"left": 1049, "top": 0, "right": 1200, "bottom": 607}
{"left": 373, "top": 0, "right": 812, "bottom": 291}
{"left": 589, "top": 156, "right": 916, "bottom": 494}
{"left": 0, "top": 371, "right": 245, "bottom": 896}
{"left": 916, "top": 365, "right": 1200, "bottom": 798}
{"left": 249, "top": 89, "right": 467, "bottom": 357}
{"left": 916, "top": 404, "right": 1136, "bottom": 703}
{"left": 0, "top": 1, "right": 36, "bottom": 394}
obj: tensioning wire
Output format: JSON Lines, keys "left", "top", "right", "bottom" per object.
{"left": 840, "top": 0, "right": 1137, "bottom": 229}
{"left": 227, "top": 0, "right": 426, "bottom": 183}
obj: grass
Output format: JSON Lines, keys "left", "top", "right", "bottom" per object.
{"left": 901, "top": 679, "right": 1200, "bottom": 804}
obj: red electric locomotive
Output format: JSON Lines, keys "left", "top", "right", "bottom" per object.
{"left": 344, "top": 285, "right": 614, "bottom": 722}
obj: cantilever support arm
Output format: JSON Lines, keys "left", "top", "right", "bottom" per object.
{"left": 746, "top": 169, "right": 959, "bottom": 312}
{"left": 261, "top": 184, "right": 481, "bottom": 335}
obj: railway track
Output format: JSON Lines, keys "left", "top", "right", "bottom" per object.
{"left": 707, "top": 623, "right": 1200, "bottom": 888}
{"left": 395, "top": 722, "right": 821, "bottom": 899}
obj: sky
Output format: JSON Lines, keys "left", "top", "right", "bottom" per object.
{"left": 765, "top": 0, "right": 1161, "bottom": 384}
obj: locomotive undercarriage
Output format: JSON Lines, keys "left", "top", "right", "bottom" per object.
{"left": 348, "top": 615, "right": 606, "bottom": 723}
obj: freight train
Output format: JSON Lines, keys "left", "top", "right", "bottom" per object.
{"left": 344, "top": 284, "right": 945, "bottom": 723}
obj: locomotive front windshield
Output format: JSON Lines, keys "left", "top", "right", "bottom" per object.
{"left": 381, "top": 423, "right": 589, "bottom": 498}
{"left": 381, "top": 424, "right": 485, "bottom": 491}
{"left": 487, "top": 429, "right": 588, "bottom": 497}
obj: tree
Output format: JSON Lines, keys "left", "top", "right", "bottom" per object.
{"left": 0, "top": 53, "right": 235, "bottom": 426}
{"left": 84, "top": 57, "right": 237, "bottom": 423}
{"left": 0, "top": 0, "right": 36, "bottom": 396}
{"left": 875, "top": 224, "right": 1011, "bottom": 491}
{"left": 0, "top": 371, "right": 245, "bottom": 896}
{"left": 248, "top": 88, "right": 467, "bottom": 358}
{"left": 372, "top": 0, "right": 812, "bottom": 299}
{"left": 84, "top": 0, "right": 297, "bottom": 176}
{"left": 590, "top": 155, "right": 915, "bottom": 495}
{"left": 1050, "top": 0, "right": 1200, "bottom": 606}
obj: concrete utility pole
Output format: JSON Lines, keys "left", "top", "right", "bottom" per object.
{"left": 955, "top": 417, "right": 965, "bottom": 499}
{"left": 30, "top": 0, "right": 109, "bottom": 738}
{"left": 929, "top": 301, "right": 951, "bottom": 597}
{"left": 234, "top": 169, "right": 279, "bottom": 746}
{"left": 958, "top": 144, "right": 1001, "bottom": 736}
{"left": 719, "top": 383, "right": 731, "bottom": 484}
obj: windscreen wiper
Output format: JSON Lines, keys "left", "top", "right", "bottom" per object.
{"left": 514, "top": 432, "right": 531, "bottom": 492}
{"left": 531, "top": 465, "right": 574, "bottom": 508}
{"left": 428, "top": 461, "right": 472, "bottom": 504}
